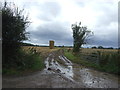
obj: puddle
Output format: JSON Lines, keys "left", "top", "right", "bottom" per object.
{"left": 58, "top": 55, "right": 72, "bottom": 65}
{"left": 44, "top": 54, "right": 74, "bottom": 81}
{"left": 3, "top": 51, "right": 119, "bottom": 88}
{"left": 44, "top": 53, "right": 119, "bottom": 88}
{"left": 79, "top": 68, "right": 119, "bottom": 88}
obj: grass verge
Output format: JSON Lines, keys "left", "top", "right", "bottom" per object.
{"left": 64, "top": 51, "right": 101, "bottom": 69}
{"left": 64, "top": 49, "right": 120, "bottom": 75}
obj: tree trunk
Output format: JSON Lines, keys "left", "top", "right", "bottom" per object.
{"left": 73, "top": 43, "right": 80, "bottom": 52}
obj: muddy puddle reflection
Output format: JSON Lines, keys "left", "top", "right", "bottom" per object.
{"left": 3, "top": 51, "right": 119, "bottom": 88}
{"left": 44, "top": 54, "right": 74, "bottom": 81}
{"left": 44, "top": 53, "right": 119, "bottom": 88}
{"left": 79, "top": 68, "right": 119, "bottom": 88}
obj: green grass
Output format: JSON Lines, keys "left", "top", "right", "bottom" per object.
{"left": 64, "top": 49, "right": 120, "bottom": 75}
{"left": 64, "top": 51, "right": 101, "bottom": 69}
{"left": 98, "top": 52, "right": 120, "bottom": 74}
{"left": 3, "top": 48, "right": 45, "bottom": 75}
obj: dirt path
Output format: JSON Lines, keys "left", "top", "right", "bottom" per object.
{"left": 3, "top": 50, "right": 120, "bottom": 88}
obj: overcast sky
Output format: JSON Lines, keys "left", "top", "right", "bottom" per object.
{"left": 2, "top": 0, "right": 119, "bottom": 47}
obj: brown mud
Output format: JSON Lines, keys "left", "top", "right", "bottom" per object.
{"left": 2, "top": 50, "right": 120, "bottom": 88}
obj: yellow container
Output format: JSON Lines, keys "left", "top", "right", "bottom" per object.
{"left": 49, "top": 40, "right": 54, "bottom": 49}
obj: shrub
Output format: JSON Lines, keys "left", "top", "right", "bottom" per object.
{"left": 2, "top": 2, "right": 30, "bottom": 68}
{"left": 3, "top": 48, "right": 44, "bottom": 75}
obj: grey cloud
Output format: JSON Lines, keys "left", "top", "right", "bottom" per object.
{"left": 118, "top": 2, "right": 120, "bottom": 47}
{"left": 92, "top": 25, "right": 118, "bottom": 47}
{"left": 28, "top": 21, "right": 73, "bottom": 46}
{"left": 77, "top": 1, "right": 117, "bottom": 26}
{"left": 38, "top": 2, "right": 61, "bottom": 21}
{"left": 25, "top": 1, "right": 118, "bottom": 47}
{"left": 94, "top": 2, "right": 117, "bottom": 27}
{"left": 96, "top": 13, "right": 117, "bottom": 28}
{"left": 91, "top": 35, "right": 118, "bottom": 47}
{"left": 92, "top": 2, "right": 118, "bottom": 47}
{"left": 75, "top": 1, "right": 85, "bottom": 7}
{"left": 23, "top": 1, "right": 61, "bottom": 22}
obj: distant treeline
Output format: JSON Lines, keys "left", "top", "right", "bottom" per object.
{"left": 91, "top": 46, "right": 117, "bottom": 49}
{"left": 21, "top": 43, "right": 48, "bottom": 47}
{"left": 21, "top": 43, "right": 73, "bottom": 48}
{"left": 21, "top": 43, "right": 35, "bottom": 46}
{"left": 21, "top": 43, "right": 118, "bottom": 49}
{"left": 55, "top": 46, "right": 73, "bottom": 48}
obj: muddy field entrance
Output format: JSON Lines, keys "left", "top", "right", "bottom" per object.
{"left": 3, "top": 50, "right": 119, "bottom": 88}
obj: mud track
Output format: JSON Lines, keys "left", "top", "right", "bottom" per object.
{"left": 3, "top": 50, "right": 120, "bottom": 88}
